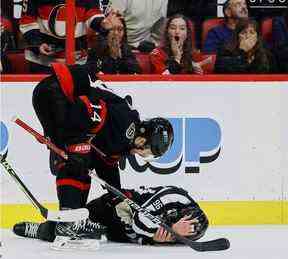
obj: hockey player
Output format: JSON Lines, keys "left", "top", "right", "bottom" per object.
{"left": 30, "top": 62, "right": 174, "bottom": 236}
{"left": 13, "top": 185, "right": 209, "bottom": 245}
{"left": 19, "top": 0, "right": 121, "bottom": 73}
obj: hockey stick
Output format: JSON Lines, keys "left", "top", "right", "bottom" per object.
{"left": 89, "top": 171, "right": 230, "bottom": 252}
{"left": 0, "top": 154, "right": 88, "bottom": 222}
{"left": 13, "top": 117, "right": 230, "bottom": 251}
{"left": 12, "top": 116, "right": 68, "bottom": 160}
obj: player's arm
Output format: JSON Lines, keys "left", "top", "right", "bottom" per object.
{"left": 19, "top": 0, "right": 43, "bottom": 46}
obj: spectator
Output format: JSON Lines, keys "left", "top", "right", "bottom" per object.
{"left": 19, "top": 0, "right": 120, "bottom": 74}
{"left": 0, "top": 15, "right": 16, "bottom": 73}
{"left": 0, "top": 15, "right": 17, "bottom": 51}
{"left": 165, "top": 1, "right": 219, "bottom": 50}
{"left": 111, "top": 0, "right": 168, "bottom": 52}
{"left": 203, "top": 0, "right": 249, "bottom": 53}
{"left": 272, "top": 11, "right": 288, "bottom": 72}
{"left": 88, "top": 17, "right": 140, "bottom": 74}
{"left": 150, "top": 14, "right": 203, "bottom": 74}
{"left": 214, "top": 19, "right": 275, "bottom": 73}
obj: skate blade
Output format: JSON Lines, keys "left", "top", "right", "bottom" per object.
{"left": 50, "top": 236, "right": 100, "bottom": 251}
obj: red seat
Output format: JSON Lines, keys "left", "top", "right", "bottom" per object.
{"left": 134, "top": 51, "right": 152, "bottom": 74}
{"left": 201, "top": 18, "right": 225, "bottom": 49}
{"left": 6, "top": 51, "right": 29, "bottom": 74}
{"left": 261, "top": 18, "right": 273, "bottom": 45}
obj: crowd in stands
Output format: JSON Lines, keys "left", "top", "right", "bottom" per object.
{"left": 0, "top": 0, "right": 287, "bottom": 74}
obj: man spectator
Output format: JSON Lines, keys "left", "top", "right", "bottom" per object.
{"left": 19, "top": 0, "right": 120, "bottom": 73}
{"left": 203, "top": 0, "right": 249, "bottom": 53}
{"left": 111, "top": 0, "right": 168, "bottom": 52}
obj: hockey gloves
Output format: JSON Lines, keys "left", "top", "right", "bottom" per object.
{"left": 66, "top": 143, "right": 92, "bottom": 173}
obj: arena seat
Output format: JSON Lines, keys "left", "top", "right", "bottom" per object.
{"left": 6, "top": 51, "right": 29, "bottom": 73}
{"left": 201, "top": 18, "right": 225, "bottom": 49}
{"left": 134, "top": 51, "right": 152, "bottom": 74}
{"left": 261, "top": 18, "right": 273, "bottom": 46}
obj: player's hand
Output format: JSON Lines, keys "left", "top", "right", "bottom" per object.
{"left": 39, "top": 43, "right": 55, "bottom": 56}
{"left": 153, "top": 226, "right": 174, "bottom": 242}
{"left": 65, "top": 143, "right": 91, "bottom": 172}
{"left": 172, "top": 215, "right": 199, "bottom": 236}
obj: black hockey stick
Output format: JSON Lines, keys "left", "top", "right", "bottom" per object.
{"left": 89, "top": 171, "right": 230, "bottom": 252}
{"left": 0, "top": 153, "right": 88, "bottom": 222}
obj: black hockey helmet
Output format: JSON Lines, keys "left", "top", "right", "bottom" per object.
{"left": 163, "top": 205, "right": 209, "bottom": 241}
{"left": 138, "top": 117, "right": 174, "bottom": 157}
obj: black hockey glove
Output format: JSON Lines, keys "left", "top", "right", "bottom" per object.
{"left": 65, "top": 143, "right": 92, "bottom": 173}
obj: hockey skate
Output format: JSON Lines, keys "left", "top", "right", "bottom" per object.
{"left": 13, "top": 221, "right": 42, "bottom": 239}
{"left": 13, "top": 219, "right": 107, "bottom": 241}
{"left": 55, "top": 218, "right": 107, "bottom": 240}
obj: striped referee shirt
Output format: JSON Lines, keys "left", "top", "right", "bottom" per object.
{"left": 130, "top": 186, "right": 198, "bottom": 239}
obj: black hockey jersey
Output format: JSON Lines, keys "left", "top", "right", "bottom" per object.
{"left": 19, "top": 0, "right": 105, "bottom": 66}
{"left": 87, "top": 88, "right": 140, "bottom": 158}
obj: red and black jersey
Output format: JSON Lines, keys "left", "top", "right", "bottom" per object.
{"left": 87, "top": 87, "right": 140, "bottom": 158}
{"left": 19, "top": 0, "right": 105, "bottom": 65}
{"left": 33, "top": 63, "right": 140, "bottom": 163}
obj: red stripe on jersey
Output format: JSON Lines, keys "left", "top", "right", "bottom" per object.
{"left": 19, "top": 15, "right": 37, "bottom": 25}
{"left": 89, "top": 99, "right": 107, "bottom": 134}
{"left": 79, "top": 96, "right": 94, "bottom": 117}
{"left": 38, "top": 5, "right": 86, "bottom": 22}
{"left": 51, "top": 63, "right": 74, "bottom": 102}
{"left": 57, "top": 179, "right": 91, "bottom": 191}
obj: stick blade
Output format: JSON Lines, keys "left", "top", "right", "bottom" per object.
{"left": 190, "top": 238, "right": 230, "bottom": 252}
{"left": 46, "top": 208, "right": 89, "bottom": 222}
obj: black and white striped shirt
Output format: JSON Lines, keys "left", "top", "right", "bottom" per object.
{"left": 128, "top": 186, "right": 198, "bottom": 240}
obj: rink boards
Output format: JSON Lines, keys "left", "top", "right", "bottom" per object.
{"left": 1, "top": 78, "right": 288, "bottom": 227}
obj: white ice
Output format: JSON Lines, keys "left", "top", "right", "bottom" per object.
{"left": 1, "top": 226, "right": 288, "bottom": 259}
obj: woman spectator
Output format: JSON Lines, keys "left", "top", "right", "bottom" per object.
{"left": 88, "top": 17, "right": 140, "bottom": 74}
{"left": 150, "top": 14, "right": 203, "bottom": 74}
{"left": 214, "top": 19, "right": 275, "bottom": 73}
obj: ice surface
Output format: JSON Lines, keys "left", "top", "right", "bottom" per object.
{"left": 1, "top": 226, "right": 288, "bottom": 259}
